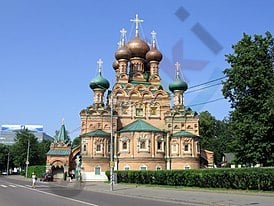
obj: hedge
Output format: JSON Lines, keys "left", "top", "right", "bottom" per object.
{"left": 22, "top": 165, "right": 46, "bottom": 178}
{"left": 106, "top": 168, "right": 274, "bottom": 191}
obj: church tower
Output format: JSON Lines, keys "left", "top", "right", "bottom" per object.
{"left": 79, "top": 15, "right": 202, "bottom": 181}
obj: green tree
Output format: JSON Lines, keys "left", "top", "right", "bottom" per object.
{"left": 0, "top": 144, "right": 10, "bottom": 172}
{"left": 199, "top": 111, "right": 231, "bottom": 165}
{"left": 222, "top": 32, "right": 274, "bottom": 166}
{"left": 11, "top": 129, "right": 40, "bottom": 168}
{"left": 36, "top": 140, "right": 51, "bottom": 165}
{"left": 72, "top": 136, "right": 80, "bottom": 148}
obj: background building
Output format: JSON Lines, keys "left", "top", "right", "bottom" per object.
{"left": 0, "top": 124, "right": 53, "bottom": 145}
{"left": 79, "top": 15, "right": 213, "bottom": 182}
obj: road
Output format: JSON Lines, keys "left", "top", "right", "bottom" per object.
{"left": 0, "top": 176, "right": 183, "bottom": 206}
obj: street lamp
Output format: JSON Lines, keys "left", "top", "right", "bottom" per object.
{"left": 109, "top": 92, "right": 114, "bottom": 191}
{"left": 25, "top": 138, "right": 30, "bottom": 178}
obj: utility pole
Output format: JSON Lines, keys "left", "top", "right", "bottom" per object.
{"left": 25, "top": 138, "right": 30, "bottom": 178}
{"left": 110, "top": 92, "right": 114, "bottom": 191}
{"left": 6, "top": 152, "right": 10, "bottom": 175}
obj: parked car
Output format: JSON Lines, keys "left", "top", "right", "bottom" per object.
{"left": 40, "top": 173, "right": 53, "bottom": 181}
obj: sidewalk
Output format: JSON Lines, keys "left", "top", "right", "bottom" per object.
{"left": 82, "top": 182, "right": 274, "bottom": 206}
{"left": 6, "top": 175, "right": 274, "bottom": 206}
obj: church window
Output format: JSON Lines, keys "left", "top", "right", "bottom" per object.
{"left": 83, "top": 145, "right": 87, "bottom": 152}
{"left": 122, "top": 142, "right": 127, "bottom": 150}
{"left": 156, "top": 166, "right": 162, "bottom": 171}
{"left": 96, "top": 144, "right": 102, "bottom": 152}
{"left": 95, "top": 166, "right": 101, "bottom": 175}
{"left": 140, "top": 141, "right": 146, "bottom": 149}
{"left": 136, "top": 108, "right": 143, "bottom": 116}
{"left": 140, "top": 165, "right": 147, "bottom": 171}
{"left": 124, "top": 166, "right": 130, "bottom": 171}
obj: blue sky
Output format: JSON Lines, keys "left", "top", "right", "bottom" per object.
{"left": 0, "top": 0, "right": 273, "bottom": 138}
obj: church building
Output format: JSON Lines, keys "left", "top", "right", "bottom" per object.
{"left": 79, "top": 15, "right": 211, "bottom": 181}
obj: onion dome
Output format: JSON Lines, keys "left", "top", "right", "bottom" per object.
{"left": 89, "top": 58, "right": 110, "bottom": 90}
{"left": 169, "top": 62, "right": 188, "bottom": 93}
{"left": 169, "top": 78, "right": 188, "bottom": 92}
{"left": 89, "top": 72, "right": 110, "bottom": 90}
{"left": 115, "top": 46, "right": 131, "bottom": 60}
{"left": 146, "top": 30, "right": 162, "bottom": 62}
{"left": 112, "top": 60, "right": 119, "bottom": 70}
{"left": 126, "top": 36, "right": 150, "bottom": 59}
{"left": 146, "top": 48, "right": 162, "bottom": 62}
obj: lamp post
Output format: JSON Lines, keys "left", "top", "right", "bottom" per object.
{"left": 6, "top": 152, "right": 10, "bottom": 176}
{"left": 25, "top": 138, "right": 30, "bottom": 178}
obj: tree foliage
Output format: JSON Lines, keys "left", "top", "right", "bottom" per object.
{"left": 199, "top": 111, "right": 232, "bottom": 165}
{"left": 222, "top": 32, "right": 274, "bottom": 166}
{"left": 0, "top": 144, "right": 10, "bottom": 171}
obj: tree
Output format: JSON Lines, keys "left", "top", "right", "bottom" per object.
{"left": 72, "top": 136, "right": 80, "bottom": 148}
{"left": 11, "top": 129, "right": 40, "bottom": 168}
{"left": 199, "top": 111, "right": 232, "bottom": 165}
{"left": 37, "top": 140, "right": 51, "bottom": 165}
{"left": 222, "top": 32, "right": 274, "bottom": 166}
{"left": 0, "top": 144, "right": 10, "bottom": 172}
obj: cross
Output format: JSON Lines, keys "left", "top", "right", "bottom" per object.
{"left": 175, "top": 61, "right": 181, "bottom": 78}
{"left": 97, "top": 58, "right": 103, "bottom": 73}
{"left": 62, "top": 118, "right": 65, "bottom": 125}
{"left": 120, "top": 28, "right": 127, "bottom": 45}
{"left": 151, "top": 30, "right": 157, "bottom": 47}
{"left": 130, "top": 14, "right": 144, "bottom": 36}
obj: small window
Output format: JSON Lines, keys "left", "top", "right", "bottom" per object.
{"left": 140, "top": 141, "right": 146, "bottom": 149}
{"left": 96, "top": 144, "right": 102, "bottom": 152}
{"left": 136, "top": 108, "right": 143, "bottom": 116}
{"left": 83, "top": 145, "right": 87, "bottom": 152}
{"left": 157, "top": 141, "right": 162, "bottom": 150}
{"left": 95, "top": 166, "right": 101, "bottom": 175}
{"left": 184, "top": 144, "right": 189, "bottom": 151}
{"left": 140, "top": 166, "right": 147, "bottom": 171}
{"left": 124, "top": 166, "right": 130, "bottom": 171}
{"left": 156, "top": 166, "right": 161, "bottom": 171}
{"left": 122, "top": 142, "right": 127, "bottom": 150}
{"left": 185, "top": 165, "right": 190, "bottom": 170}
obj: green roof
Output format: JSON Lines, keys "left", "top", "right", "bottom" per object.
{"left": 81, "top": 129, "right": 111, "bottom": 137}
{"left": 172, "top": 131, "right": 198, "bottom": 137}
{"left": 56, "top": 123, "right": 69, "bottom": 142}
{"left": 119, "top": 119, "right": 162, "bottom": 133}
{"left": 47, "top": 149, "right": 71, "bottom": 156}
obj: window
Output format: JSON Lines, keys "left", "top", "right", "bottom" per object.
{"left": 184, "top": 165, "right": 190, "bottom": 170}
{"left": 140, "top": 166, "right": 147, "bottom": 171}
{"left": 136, "top": 108, "right": 143, "bottom": 116}
{"left": 124, "top": 166, "right": 130, "bottom": 171}
{"left": 96, "top": 144, "right": 102, "bottom": 152}
{"left": 122, "top": 142, "right": 127, "bottom": 150}
{"left": 83, "top": 145, "right": 87, "bottom": 152}
{"left": 172, "top": 144, "right": 178, "bottom": 153}
{"left": 95, "top": 166, "right": 101, "bottom": 175}
{"left": 156, "top": 166, "right": 161, "bottom": 171}
{"left": 157, "top": 141, "right": 162, "bottom": 150}
{"left": 140, "top": 141, "right": 146, "bottom": 149}
{"left": 184, "top": 144, "right": 189, "bottom": 151}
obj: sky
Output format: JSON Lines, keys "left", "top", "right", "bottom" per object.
{"left": 0, "top": 0, "right": 273, "bottom": 138}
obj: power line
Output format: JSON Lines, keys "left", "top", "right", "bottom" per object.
{"left": 185, "top": 82, "right": 222, "bottom": 94}
{"left": 186, "top": 97, "right": 225, "bottom": 107}
{"left": 188, "top": 76, "right": 226, "bottom": 89}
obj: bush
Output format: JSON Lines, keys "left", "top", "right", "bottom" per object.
{"left": 107, "top": 168, "right": 274, "bottom": 191}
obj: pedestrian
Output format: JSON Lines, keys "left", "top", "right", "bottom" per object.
{"left": 32, "top": 172, "right": 36, "bottom": 188}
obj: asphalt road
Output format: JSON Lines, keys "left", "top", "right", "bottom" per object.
{"left": 0, "top": 176, "right": 184, "bottom": 206}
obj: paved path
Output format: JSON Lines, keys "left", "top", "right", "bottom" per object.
{"left": 6, "top": 175, "right": 274, "bottom": 206}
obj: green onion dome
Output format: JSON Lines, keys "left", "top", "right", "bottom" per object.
{"left": 169, "top": 77, "right": 188, "bottom": 93}
{"left": 89, "top": 72, "right": 110, "bottom": 90}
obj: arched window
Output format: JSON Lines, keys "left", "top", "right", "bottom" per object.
{"left": 83, "top": 145, "right": 87, "bottom": 152}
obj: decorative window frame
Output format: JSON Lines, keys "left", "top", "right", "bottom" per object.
{"left": 120, "top": 136, "right": 130, "bottom": 153}
{"left": 138, "top": 134, "right": 150, "bottom": 152}
{"left": 156, "top": 135, "right": 164, "bottom": 152}
{"left": 183, "top": 143, "right": 191, "bottom": 154}
{"left": 140, "top": 164, "right": 147, "bottom": 171}
{"left": 171, "top": 144, "right": 178, "bottom": 154}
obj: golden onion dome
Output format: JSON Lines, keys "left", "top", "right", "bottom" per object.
{"left": 126, "top": 36, "right": 150, "bottom": 59}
